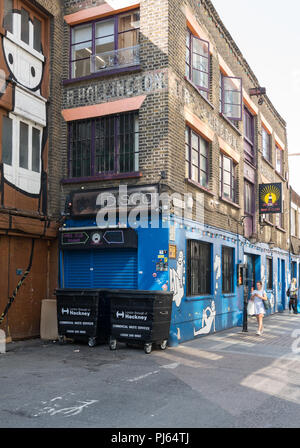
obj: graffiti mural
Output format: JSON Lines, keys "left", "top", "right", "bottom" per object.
{"left": 194, "top": 301, "right": 216, "bottom": 336}
{"left": 170, "top": 250, "right": 185, "bottom": 307}
{"left": 0, "top": 3, "right": 49, "bottom": 209}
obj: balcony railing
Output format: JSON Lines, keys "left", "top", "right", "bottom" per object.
{"left": 90, "top": 45, "right": 140, "bottom": 73}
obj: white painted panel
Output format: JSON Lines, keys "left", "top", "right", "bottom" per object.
{"left": 3, "top": 37, "right": 44, "bottom": 90}
{"left": 17, "top": 168, "right": 41, "bottom": 195}
{"left": 14, "top": 87, "right": 46, "bottom": 126}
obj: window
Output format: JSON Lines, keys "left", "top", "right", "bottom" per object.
{"left": 276, "top": 145, "right": 283, "bottom": 175}
{"left": 32, "top": 127, "right": 41, "bottom": 173}
{"left": 69, "top": 112, "right": 139, "bottom": 178}
{"left": 118, "top": 11, "right": 139, "bottom": 49}
{"left": 18, "top": 121, "right": 41, "bottom": 172}
{"left": 292, "top": 261, "right": 297, "bottom": 280}
{"left": 187, "top": 240, "right": 211, "bottom": 296}
{"left": 19, "top": 122, "right": 29, "bottom": 169}
{"left": 71, "top": 24, "right": 92, "bottom": 78}
{"left": 275, "top": 211, "right": 283, "bottom": 229}
{"left": 244, "top": 181, "right": 254, "bottom": 215}
{"left": 291, "top": 208, "right": 296, "bottom": 237}
{"left": 244, "top": 180, "right": 255, "bottom": 238}
{"left": 71, "top": 10, "right": 140, "bottom": 78}
{"left": 262, "top": 127, "right": 271, "bottom": 162}
{"left": 220, "top": 75, "right": 243, "bottom": 121}
{"left": 222, "top": 246, "right": 234, "bottom": 294}
{"left": 3, "top": 0, "right": 13, "bottom": 33}
{"left": 33, "top": 17, "right": 42, "bottom": 53}
{"left": 185, "top": 126, "right": 209, "bottom": 187}
{"left": 244, "top": 107, "right": 254, "bottom": 164}
{"left": 266, "top": 258, "right": 273, "bottom": 290}
{"left": 219, "top": 154, "right": 236, "bottom": 202}
{"left": 2, "top": 116, "right": 13, "bottom": 165}
{"left": 21, "top": 8, "right": 30, "bottom": 44}
{"left": 186, "top": 30, "right": 210, "bottom": 99}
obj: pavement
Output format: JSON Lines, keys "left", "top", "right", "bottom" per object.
{"left": 0, "top": 312, "right": 300, "bottom": 428}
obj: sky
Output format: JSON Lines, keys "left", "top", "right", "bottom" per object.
{"left": 211, "top": 0, "right": 300, "bottom": 194}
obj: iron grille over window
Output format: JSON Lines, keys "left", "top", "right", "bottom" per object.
{"left": 69, "top": 112, "right": 139, "bottom": 178}
{"left": 222, "top": 246, "right": 234, "bottom": 294}
{"left": 187, "top": 240, "right": 211, "bottom": 296}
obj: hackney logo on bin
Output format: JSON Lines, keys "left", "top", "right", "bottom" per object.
{"left": 115, "top": 310, "right": 149, "bottom": 322}
{"left": 259, "top": 183, "right": 282, "bottom": 214}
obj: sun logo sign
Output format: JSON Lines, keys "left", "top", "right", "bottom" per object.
{"left": 259, "top": 183, "right": 282, "bottom": 215}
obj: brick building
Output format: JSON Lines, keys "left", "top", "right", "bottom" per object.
{"left": 57, "top": 0, "right": 296, "bottom": 344}
{"left": 0, "top": 0, "right": 63, "bottom": 339}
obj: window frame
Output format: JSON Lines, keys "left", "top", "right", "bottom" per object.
{"left": 185, "top": 29, "right": 210, "bottom": 100}
{"left": 3, "top": 0, "right": 13, "bottom": 34}
{"left": 262, "top": 126, "right": 271, "bottom": 163}
{"left": 2, "top": 114, "right": 42, "bottom": 175}
{"left": 222, "top": 246, "right": 234, "bottom": 294}
{"left": 70, "top": 9, "right": 140, "bottom": 80}
{"left": 187, "top": 240, "right": 212, "bottom": 297}
{"left": 275, "top": 144, "right": 283, "bottom": 176}
{"left": 185, "top": 126, "right": 209, "bottom": 188}
{"left": 221, "top": 75, "right": 243, "bottom": 121}
{"left": 68, "top": 111, "right": 139, "bottom": 179}
{"left": 244, "top": 106, "right": 255, "bottom": 165}
{"left": 219, "top": 153, "right": 236, "bottom": 203}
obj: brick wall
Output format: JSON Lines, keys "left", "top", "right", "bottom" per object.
{"left": 60, "top": 0, "right": 290, "bottom": 251}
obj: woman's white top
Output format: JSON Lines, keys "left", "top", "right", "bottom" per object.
{"left": 251, "top": 289, "right": 266, "bottom": 315}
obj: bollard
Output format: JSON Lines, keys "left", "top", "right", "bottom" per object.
{"left": 0, "top": 330, "right": 6, "bottom": 354}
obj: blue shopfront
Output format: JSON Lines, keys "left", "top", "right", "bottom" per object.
{"left": 59, "top": 187, "right": 294, "bottom": 346}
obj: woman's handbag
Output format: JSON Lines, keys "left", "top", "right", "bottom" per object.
{"left": 263, "top": 298, "right": 271, "bottom": 310}
{"left": 247, "top": 300, "right": 255, "bottom": 316}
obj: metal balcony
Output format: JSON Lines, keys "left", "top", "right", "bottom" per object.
{"left": 90, "top": 45, "right": 140, "bottom": 73}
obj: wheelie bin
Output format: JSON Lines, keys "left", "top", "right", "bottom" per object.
{"left": 106, "top": 290, "right": 173, "bottom": 354}
{"left": 55, "top": 289, "right": 109, "bottom": 347}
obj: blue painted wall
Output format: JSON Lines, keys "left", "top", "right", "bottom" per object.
{"left": 60, "top": 215, "right": 299, "bottom": 345}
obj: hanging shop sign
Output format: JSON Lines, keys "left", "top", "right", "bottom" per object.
{"left": 259, "top": 183, "right": 282, "bottom": 214}
{"left": 69, "top": 185, "right": 159, "bottom": 216}
{"left": 60, "top": 228, "right": 137, "bottom": 250}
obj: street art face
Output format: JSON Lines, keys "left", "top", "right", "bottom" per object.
{"left": 1, "top": 11, "right": 46, "bottom": 196}
{"left": 3, "top": 34, "right": 44, "bottom": 91}
{"left": 170, "top": 250, "right": 185, "bottom": 307}
{"left": 194, "top": 301, "right": 216, "bottom": 336}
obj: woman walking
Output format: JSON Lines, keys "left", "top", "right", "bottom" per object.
{"left": 288, "top": 278, "right": 298, "bottom": 315}
{"left": 250, "top": 281, "right": 268, "bottom": 336}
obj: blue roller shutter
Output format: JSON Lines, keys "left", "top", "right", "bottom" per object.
{"left": 63, "top": 249, "right": 138, "bottom": 289}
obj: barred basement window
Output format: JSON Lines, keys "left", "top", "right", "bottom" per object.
{"left": 187, "top": 240, "right": 211, "bottom": 296}
{"left": 69, "top": 112, "right": 139, "bottom": 178}
{"left": 222, "top": 246, "right": 234, "bottom": 294}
